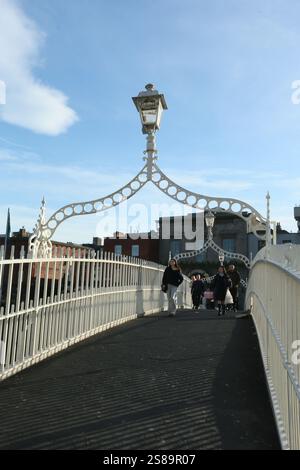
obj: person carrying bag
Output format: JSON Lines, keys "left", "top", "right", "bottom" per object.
{"left": 161, "top": 259, "right": 183, "bottom": 317}
{"left": 224, "top": 288, "right": 234, "bottom": 308}
{"left": 210, "top": 266, "right": 232, "bottom": 316}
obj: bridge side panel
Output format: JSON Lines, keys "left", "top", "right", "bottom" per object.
{"left": 246, "top": 252, "right": 300, "bottom": 450}
{"left": 0, "top": 251, "right": 192, "bottom": 381}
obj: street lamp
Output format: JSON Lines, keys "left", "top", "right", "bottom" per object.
{"left": 132, "top": 84, "right": 167, "bottom": 178}
{"left": 132, "top": 83, "right": 167, "bottom": 134}
{"left": 219, "top": 252, "right": 225, "bottom": 266}
{"left": 205, "top": 211, "right": 215, "bottom": 240}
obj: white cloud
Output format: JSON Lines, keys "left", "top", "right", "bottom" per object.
{"left": 0, "top": 0, "right": 78, "bottom": 135}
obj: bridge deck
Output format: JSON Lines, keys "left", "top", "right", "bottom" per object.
{"left": 0, "top": 309, "right": 280, "bottom": 450}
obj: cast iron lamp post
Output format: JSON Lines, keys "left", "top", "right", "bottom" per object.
{"left": 219, "top": 253, "right": 225, "bottom": 266}
{"left": 205, "top": 211, "right": 215, "bottom": 240}
{"left": 132, "top": 83, "right": 167, "bottom": 179}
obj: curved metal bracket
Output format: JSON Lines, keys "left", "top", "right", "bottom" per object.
{"left": 29, "top": 163, "right": 149, "bottom": 257}
{"left": 46, "top": 162, "right": 149, "bottom": 237}
{"left": 174, "top": 238, "right": 251, "bottom": 269}
{"left": 151, "top": 162, "right": 267, "bottom": 239}
{"left": 29, "top": 156, "right": 268, "bottom": 258}
{"left": 28, "top": 198, "right": 52, "bottom": 258}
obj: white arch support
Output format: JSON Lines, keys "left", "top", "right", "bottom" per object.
{"left": 28, "top": 162, "right": 149, "bottom": 257}
{"left": 151, "top": 162, "right": 267, "bottom": 238}
{"left": 28, "top": 158, "right": 268, "bottom": 258}
{"left": 174, "top": 238, "right": 251, "bottom": 269}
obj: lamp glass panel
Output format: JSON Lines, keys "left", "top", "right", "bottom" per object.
{"left": 205, "top": 214, "right": 215, "bottom": 228}
{"left": 156, "top": 101, "right": 163, "bottom": 128}
{"left": 141, "top": 108, "right": 157, "bottom": 125}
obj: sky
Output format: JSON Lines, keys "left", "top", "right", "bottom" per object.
{"left": 1, "top": 0, "right": 300, "bottom": 243}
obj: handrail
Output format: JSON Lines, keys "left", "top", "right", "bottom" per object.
{"left": 246, "top": 245, "right": 300, "bottom": 450}
{"left": 0, "top": 249, "right": 192, "bottom": 381}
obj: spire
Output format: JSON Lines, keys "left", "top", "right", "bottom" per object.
{"left": 39, "top": 197, "right": 47, "bottom": 226}
{"left": 266, "top": 191, "right": 271, "bottom": 222}
{"left": 6, "top": 208, "right": 11, "bottom": 238}
{"left": 266, "top": 191, "right": 272, "bottom": 252}
{"left": 4, "top": 208, "right": 11, "bottom": 258}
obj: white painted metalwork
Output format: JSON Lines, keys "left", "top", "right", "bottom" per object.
{"left": 28, "top": 158, "right": 267, "bottom": 258}
{"left": 28, "top": 84, "right": 269, "bottom": 258}
{"left": 0, "top": 246, "right": 192, "bottom": 381}
{"left": 28, "top": 198, "right": 52, "bottom": 259}
{"left": 132, "top": 83, "right": 168, "bottom": 135}
{"left": 219, "top": 252, "right": 225, "bottom": 266}
{"left": 271, "top": 220, "right": 277, "bottom": 245}
{"left": 245, "top": 244, "right": 300, "bottom": 450}
{"left": 174, "top": 238, "right": 251, "bottom": 269}
{"left": 174, "top": 209, "right": 251, "bottom": 269}
{"left": 265, "top": 191, "right": 272, "bottom": 259}
{"left": 28, "top": 163, "right": 150, "bottom": 257}
{"left": 151, "top": 161, "right": 267, "bottom": 238}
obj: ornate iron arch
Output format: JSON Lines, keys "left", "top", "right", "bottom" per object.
{"left": 28, "top": 162, "right": 149, "bottom": 257}
{"left": 151, "top": 161, "right": 266, "bottom": 238}
{"left": 28, "top": 84, "right": 269, "bottom": 258}
{"left": 174, "top": 238, "right": 251, "bottom": 269}
{"left": 28, "top": 157, "right": 268, "bottom": 258}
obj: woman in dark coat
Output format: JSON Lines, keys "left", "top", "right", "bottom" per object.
{"left": 211, "top": 266, "right": 232, "bottom": 316}
{"left": 191, "top": 274, "right": 204, "bottom": 310}
{"left": 162, "top": 259, "right": 183, "bottom": 317}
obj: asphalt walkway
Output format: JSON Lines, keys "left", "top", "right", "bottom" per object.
{"left": 0, "top": 309, "right": 280, "bottom": 450}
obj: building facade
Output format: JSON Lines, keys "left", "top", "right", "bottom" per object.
{"left": 103, "top": 231, "right": 159, "bottom": 262}
{"left": 158, "top": 211, "right": 250, "bottom": 266}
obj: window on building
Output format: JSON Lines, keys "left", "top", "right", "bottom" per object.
{"left": 282, "top": 240, "right": 292, "bottom": 244}
{"left": 114, "top": 245, "right": 122, "bottom": 255}
{"left": 131, "top": 245, "right": 139, "bottom": 257}
{"left": 222, "top": 238, "right": 236, "bottom": 253}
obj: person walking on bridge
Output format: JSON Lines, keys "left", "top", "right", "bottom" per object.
{"left": 191, "top": 274, "right": 204, "bottom": 310}
{"left": 211, "top": 266, "right": 232, "bottom": 316}
{"left": 227, "top": 264, "right": 241, "bottom": 312}
{"left": 162, "top": 259, "right": 183, "bottom": 317}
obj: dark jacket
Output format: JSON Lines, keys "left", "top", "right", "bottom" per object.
{"left": 228, "top": 270, "right": 241, "bottom": 287}
{"left": 191, "top": 280, "right": 204, "bottom": 294}
{"left": 211, "top": 274, "right": 232, "bottom": 301}
{"left": 162, "top": 266, "right": 183, "bottom": 287}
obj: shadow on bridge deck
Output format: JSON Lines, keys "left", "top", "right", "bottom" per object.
{"left": 0, "top": 309, "right": 280, "bottom": 450}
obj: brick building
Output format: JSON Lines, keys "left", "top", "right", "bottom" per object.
{"left": 0, "top": 228, "right": 96, "bottom": 259}
{"left": 0, "top": 228, "right": 96, "bottom": 308}
{"left": 103, "top": 231, "right": 159, "bottom": 262}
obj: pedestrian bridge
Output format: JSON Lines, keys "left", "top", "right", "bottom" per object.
{"left": 0, "top": 244, "right": 299, "bottom": 450}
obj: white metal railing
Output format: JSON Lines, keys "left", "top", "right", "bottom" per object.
{"left": 0, "top": 246, "right": 192, "bottom": 381}
{"left": 245, "top": 244, "right": 300, "bottom": 450}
